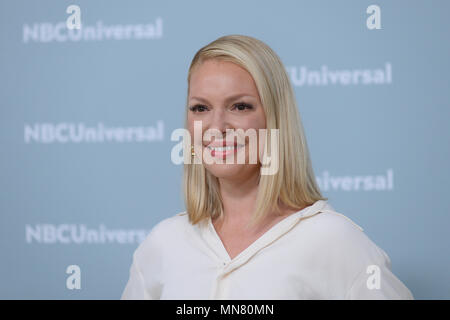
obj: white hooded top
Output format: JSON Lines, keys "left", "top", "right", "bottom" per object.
{"left": 121, "top": 199, "right": 414, "bottom": 299}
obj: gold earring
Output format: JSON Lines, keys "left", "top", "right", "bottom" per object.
{"left": 191, "top": 145, "right": 195, "bottom": 156}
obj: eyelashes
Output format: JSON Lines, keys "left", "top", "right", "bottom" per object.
{"left": 189, "top": 105, "right": 208, "bottom": 113}
{"left": 189, "top": 102, "right": 254, "bottom": 113}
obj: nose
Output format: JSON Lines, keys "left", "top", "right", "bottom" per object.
{"left": 205, "top": 107, "right": 232, "bottom": 142}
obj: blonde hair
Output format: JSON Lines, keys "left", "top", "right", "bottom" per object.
{"left": 183, "top": 34, "right": 326, "bottom": 228}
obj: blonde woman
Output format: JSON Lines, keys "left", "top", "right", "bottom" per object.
{"left": 121, "top": 35, "right": 413, "bottom": 300}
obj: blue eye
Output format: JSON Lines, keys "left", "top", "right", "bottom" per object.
{"left": 233, "top": 102, "right": 253, "bottom": 111}
{"left": 189, "top": 102, "right": 253, "bottom": 113}
{"left": 189, "top": 105, "right": 208, "bottom": 112}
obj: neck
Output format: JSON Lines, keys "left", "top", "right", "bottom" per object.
{"left": 214, "top": 170, "right": 305, "bottom": 232}
{"left": 215, "top": 169, "right": 260, "bottom": 228}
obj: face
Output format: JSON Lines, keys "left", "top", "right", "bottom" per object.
{"left": 187, "top": 59, "right": 266, "bottom": 181}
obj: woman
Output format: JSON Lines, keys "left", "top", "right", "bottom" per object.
{"left": 121, "top": 34, "right": 413, "bottom": 299}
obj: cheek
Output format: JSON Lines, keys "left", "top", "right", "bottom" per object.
{"left": 246, "top": 107, "right": 266, "bottom": 129}
{"left": 186, "top": 122, "right": 194, "bottom": 142}
{"left": 243, "top": 117, "right": 266, "bottom": 145}
{"left": 186, "top": 114, "right": 192, "bottom": 130}
{"left": 240, "top": 113, "right": 266, "bottom": 131}
{"left": 186, "top": 117, "right": 201, "bottom": 142}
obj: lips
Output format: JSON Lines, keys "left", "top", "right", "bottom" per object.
{"left": 205, "top": 141, "right": 238, "bottom": 148}
{"left": 203, "top": 141, "right": 245, "bottom": 158}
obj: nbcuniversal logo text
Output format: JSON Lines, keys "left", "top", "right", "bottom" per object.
{"left": 286, "top": 62, "right": 392, "bottom": 87}
{"left": 25, "top": 224, "right": 151, "bottom": 244}
{"left": 316, "top": 169, "right": 394, "bottom": 192}
{"left": 24, "top": 121, "right": 164, "bottom": 143}
{"left": 23, "top": 17, "right": 163, "bottom": 43}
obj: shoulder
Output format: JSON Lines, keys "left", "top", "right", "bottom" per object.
{"left": 297, "top": 208, "right": 392, "bottom": 275}
{"left": 306, "top": 209, "right": 387, "bottom": 256}
{"left": 148, "top": 211, "right": 189, "bottom": 238}
{"left": 133, "top": 211, "right": 189, "bottom": 259}
{"left": 300, "top": 209, "right": 413, "bottom": 299}
{"left": 295, "top": 208, "right": 410, "bottom": 298}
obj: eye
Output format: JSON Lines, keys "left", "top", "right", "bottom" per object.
{"left": 189, "top": 104, "right": 208, "bottom": 113}
{"left": 232, "top": 102, "right": 254, "bottom": 111}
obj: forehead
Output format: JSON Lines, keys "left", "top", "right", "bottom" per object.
{"left": 189, "top": 59, "right": 259, "bottom": 97}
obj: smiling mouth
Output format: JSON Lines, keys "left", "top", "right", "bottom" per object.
{"left": 205, "top": 144, "right": 245, "bottom": 158}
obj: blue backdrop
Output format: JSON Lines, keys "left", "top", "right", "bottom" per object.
{"left": 1, "top": 0, "right": 449, "bottom": 299}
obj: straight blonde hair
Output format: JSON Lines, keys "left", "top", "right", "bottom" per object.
{"left": 183, "top": 34, "right": 326, "bottom": 228}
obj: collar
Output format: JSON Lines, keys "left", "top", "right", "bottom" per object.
{"left": 195, "top": 199, "right": 339, "bottom": 276}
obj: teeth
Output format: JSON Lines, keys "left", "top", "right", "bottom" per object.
{"left": 207, "top": 145, "right": 244, "bottom": 152}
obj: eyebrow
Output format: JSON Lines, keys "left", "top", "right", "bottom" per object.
{"left": 189, "top": 93, "right": 255, "bottom": 105}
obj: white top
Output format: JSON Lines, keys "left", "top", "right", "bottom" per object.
{"left": 121, "top": 200, "right": 414, "bottom": 299}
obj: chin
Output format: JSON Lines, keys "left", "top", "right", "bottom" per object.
{"left": 204, "top": 163, "right": 260, "bottom": 180}
{"left": 204, "top": 163, "right": 242, "bottom": 178}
